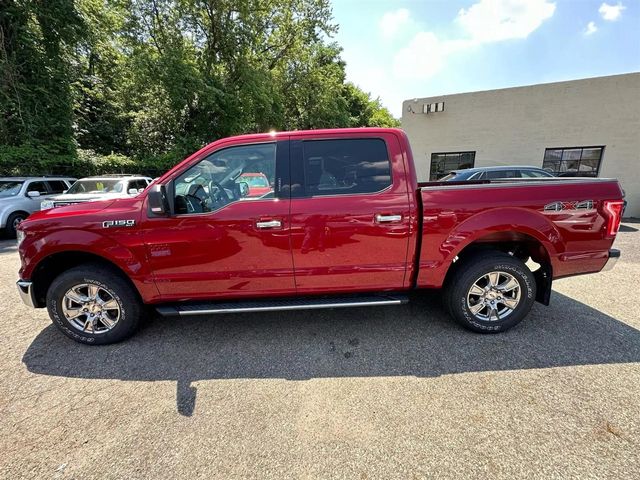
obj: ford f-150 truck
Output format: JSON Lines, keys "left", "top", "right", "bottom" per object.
{"left": 16, "top": 128, "right": 624, "bottom": 345}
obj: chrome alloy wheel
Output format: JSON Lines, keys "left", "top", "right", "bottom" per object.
{"left": 466, "top": 271, "right": 521, "bottom": 322}
{"left": 61, "top": 283, "right": 121, "bottom": 334}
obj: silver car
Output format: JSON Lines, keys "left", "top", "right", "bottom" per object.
{"left": 0, "top": 177, "right": 76, "bottom": 237}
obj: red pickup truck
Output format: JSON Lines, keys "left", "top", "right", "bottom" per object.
{"left": 16, "top": 128, "right": 624, "bottom": 344}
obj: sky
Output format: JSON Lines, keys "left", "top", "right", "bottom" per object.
{"left": 331, "top": 0, "right": 640, "bottom": 117}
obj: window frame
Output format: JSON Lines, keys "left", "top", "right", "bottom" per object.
{"left": 291, "top": 137, "right": 394, "bottom": 199}
{"left": 542, "top": 146, "right": 605, "bottom": 177}
{"left": 430, "top": 151, "right": 476, "bottom": 181}
{"left": 169, "top": 141, "right": 283, "bottom": 217}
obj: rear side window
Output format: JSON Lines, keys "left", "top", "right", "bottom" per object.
{"left": 521, "top": 170, "right": 551, "bottom": 178}
{"left": 47, "top": 180, "right": 68, "bottom": 193}
{"left": 486, "top": 170, "right": 519, "bottom": 179}
{"left": 128, "top": 179, "right": 148, "bottom": 191}
{"left": 302, "top": 139, "right": 391, "bottom": 196}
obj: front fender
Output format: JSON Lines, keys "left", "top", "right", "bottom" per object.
{"left": 19, "top": 228, "right": 158, "bottom": 301}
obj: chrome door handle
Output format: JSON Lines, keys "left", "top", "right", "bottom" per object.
{"left": 256, "top": 220, "right": 282, "bottom": 229}
{"left": 375, "top": 214, "right": 402, "bottom": 223}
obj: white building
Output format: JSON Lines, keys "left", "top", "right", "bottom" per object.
{"left": 401, "top": 72, "right": 640, "bottom": 217}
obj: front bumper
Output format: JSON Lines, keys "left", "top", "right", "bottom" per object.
{"left": 17, "top": 280, "right": 37, "bottom": 308}
{"left": 601, "top": 249, "right": 620, "bottom": 272}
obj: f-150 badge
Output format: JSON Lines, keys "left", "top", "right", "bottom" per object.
{"left": 103, "top": 220, "right": 136, "bottom": 228}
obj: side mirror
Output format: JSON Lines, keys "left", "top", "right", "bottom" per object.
{"left": 27, "top": 191, "right": 41, "bottom": 198}
{"left": 238, "top": 181, "right": 249, "bottom": 197}
{"left": 128, "top": 188, "right": 139, "bottom": 195}
{"left": 148, "top": 184, "right": 170, "bottom": 216}
{"left": 62, "top": 190, "right": 68, "bottom": 194}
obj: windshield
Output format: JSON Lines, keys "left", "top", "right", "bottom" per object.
{"left": 67, "top": 179, "right": 124, "bottom": 194}
{"left": 0, "top": 181, "right": 24, "bottom": 197}
{"left": 238, "top": 175, "right": 269, "bottom": 187}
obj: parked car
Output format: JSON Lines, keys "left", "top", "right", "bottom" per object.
{"left": 235, "top": 172, "right": 272, "bottom": 197}
{"left": 0, "top": 176, "right": 76, "bottom": 237}
{"left": 40, "top": 175, "right": 152, "bottom": 210}
{"left": 16, "top": 128, "right": 624, "bottom": 345}
{"left": 440, "top": 166, "right": 555, "bottom": 181}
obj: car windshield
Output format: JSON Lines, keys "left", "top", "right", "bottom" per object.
{"left": 238, "top": 175, "right": 269, "bottom": 187}
{"left": 0, "top": 181, "right": 24, "bottom": 197}
{"left": 66, "top": 179, "right": 124, "bottom": 194}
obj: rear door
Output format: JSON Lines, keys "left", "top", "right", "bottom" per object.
{"left": 289, "top": 132, "right": 412, "bottom": 294}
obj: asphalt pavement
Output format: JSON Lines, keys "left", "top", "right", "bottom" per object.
{"left": 1, "top": 223, "right": 639, "bottom": 479}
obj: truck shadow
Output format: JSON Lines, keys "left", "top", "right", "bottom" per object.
{"left": 22, "top": 291, "right": 640, "bottom": 416}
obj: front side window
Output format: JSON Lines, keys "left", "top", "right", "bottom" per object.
{"left": 543, "top": 146, "right": 604, "bottom": 177}
{"left": 430, "top": 152, "right": 476, "bottom": 180}
{"left": 173, "top": 143, "right": 276, "bottom": 214}
{"left": 26, "top": 181, "right": 48, "bottom": 194}
{"left": 301, "top": 138, "right": 391, "bottom": 196}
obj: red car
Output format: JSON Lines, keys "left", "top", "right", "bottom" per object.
{"left": 16, "top": 128, "right": 624, "bottom": 344}
{"left": 236, "top": 172, "right": 272, "bottom": 197}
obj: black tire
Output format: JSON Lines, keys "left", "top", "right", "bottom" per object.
{"left": 5, "top": 212, "right": 27, "bottom": 238}
{"left": 46, "top": 263, "right": 142, "bottom": 345}
{"left": 444, "top": 251, "right": 536, "bottom": 333}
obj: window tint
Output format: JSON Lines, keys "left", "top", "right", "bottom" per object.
{"left": 486, "top": 170, "right": 519, "bottom": 179}
{"left": 47, "top": 180, "right": 68, "bottom": 193}
{"left": 174, "top": 143, "right": 276, "bottom": 214}
{"left": 301, "top": 139, "right": 391, "bottom": 196}
{"left": 430, "top": 152, "right": 476, "bottom": 180}
{"left": 128, "top": 179, "right": 148, "bottom": 192}
{"left": 27, "top": 181, "right": 48, "bottom": 194}
{"left": 521, "top": 170, "right": 550, "bottom": 178}
{"left": 543, "top": 146, "right": 603, "bottom": 177}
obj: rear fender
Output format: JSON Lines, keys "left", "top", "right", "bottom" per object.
{"left": 418, "top": 207, "right": 562, "bottom": 288}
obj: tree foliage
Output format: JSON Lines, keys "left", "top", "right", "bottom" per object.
{"left": 0, "top": 0, "right": 399, "bottom": 175}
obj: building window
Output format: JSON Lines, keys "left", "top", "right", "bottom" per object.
{"left": 543, "top": 146, "right": 604, "bottom": 177}
{"left": 430, "top": 152, "right": 475, "bottom": 180}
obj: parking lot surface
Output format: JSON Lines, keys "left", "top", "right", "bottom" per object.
{"left": 1, "top": 223, "right": 639, "bottom": 479}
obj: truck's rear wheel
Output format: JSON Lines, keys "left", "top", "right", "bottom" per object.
{"left": 46, "top": 263, "right": 142, "bottom": 345}
{"left": 445, "top": 252, "right": 536, "bottom": 333}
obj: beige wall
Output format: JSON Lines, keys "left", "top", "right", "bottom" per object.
{"left": 401, "top": 73, "right": 640, "bottom": 217}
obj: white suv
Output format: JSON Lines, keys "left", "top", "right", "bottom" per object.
{"left": 0, "top": 176, "right": 76, "bottom": 237}
{"left": 41, "top": 175, "right": 152, "bottom": 211}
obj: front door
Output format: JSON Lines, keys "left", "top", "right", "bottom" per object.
{"left": 141, "top": 140, "right": 295, "bottom": 301}
{"left": 289, "top": 133, "right": 412, "bottom": 294}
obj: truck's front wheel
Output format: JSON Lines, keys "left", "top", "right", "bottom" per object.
{"left": 46, "top": 264, "right": 143, "bottom": 345}
{"left": 445, "top": 252, "right": 536, "bottom": 333}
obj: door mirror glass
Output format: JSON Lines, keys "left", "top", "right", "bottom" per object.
{"left": 27, "top": 191, "right": 41, "bottom": 198}
{"left": 238, "top": 181, "right": 249, "bottom": 197}
{"left": 148, "top": 184, "right": 169, "bottom": 216}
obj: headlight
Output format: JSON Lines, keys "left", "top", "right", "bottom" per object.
{"left": 16, "top": 229, "right": 25, "bottom": 246}
{"left": 40, "top": 200, "right": 54, "bottom": 210}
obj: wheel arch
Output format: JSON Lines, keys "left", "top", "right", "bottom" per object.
{"left": 443, "top": 230, "right": 553, "bottom": 305}
{"left": 30, "top": 251, "right": 144, "bottom": 308}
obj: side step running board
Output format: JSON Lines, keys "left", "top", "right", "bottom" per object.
{"left": 155, "top": 294, "right": 408, "bottom": 317}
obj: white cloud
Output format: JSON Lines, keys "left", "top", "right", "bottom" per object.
{"left": 584, "top": 21, "right": 598, "bottom": 35}
{"left": 599, "top": 2, "right": 626, "bottom": 21}
{"left": 391, "top": 0, "right": 556, "bottom": 80}
{"left": 393, "top": 32, "right": 451, "bottom": 79}
{"left": 456, "top": 0, "right": 557, "bottom": 43}
{"left": 379, "top": 8, "right": 411, "bottom": 39}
